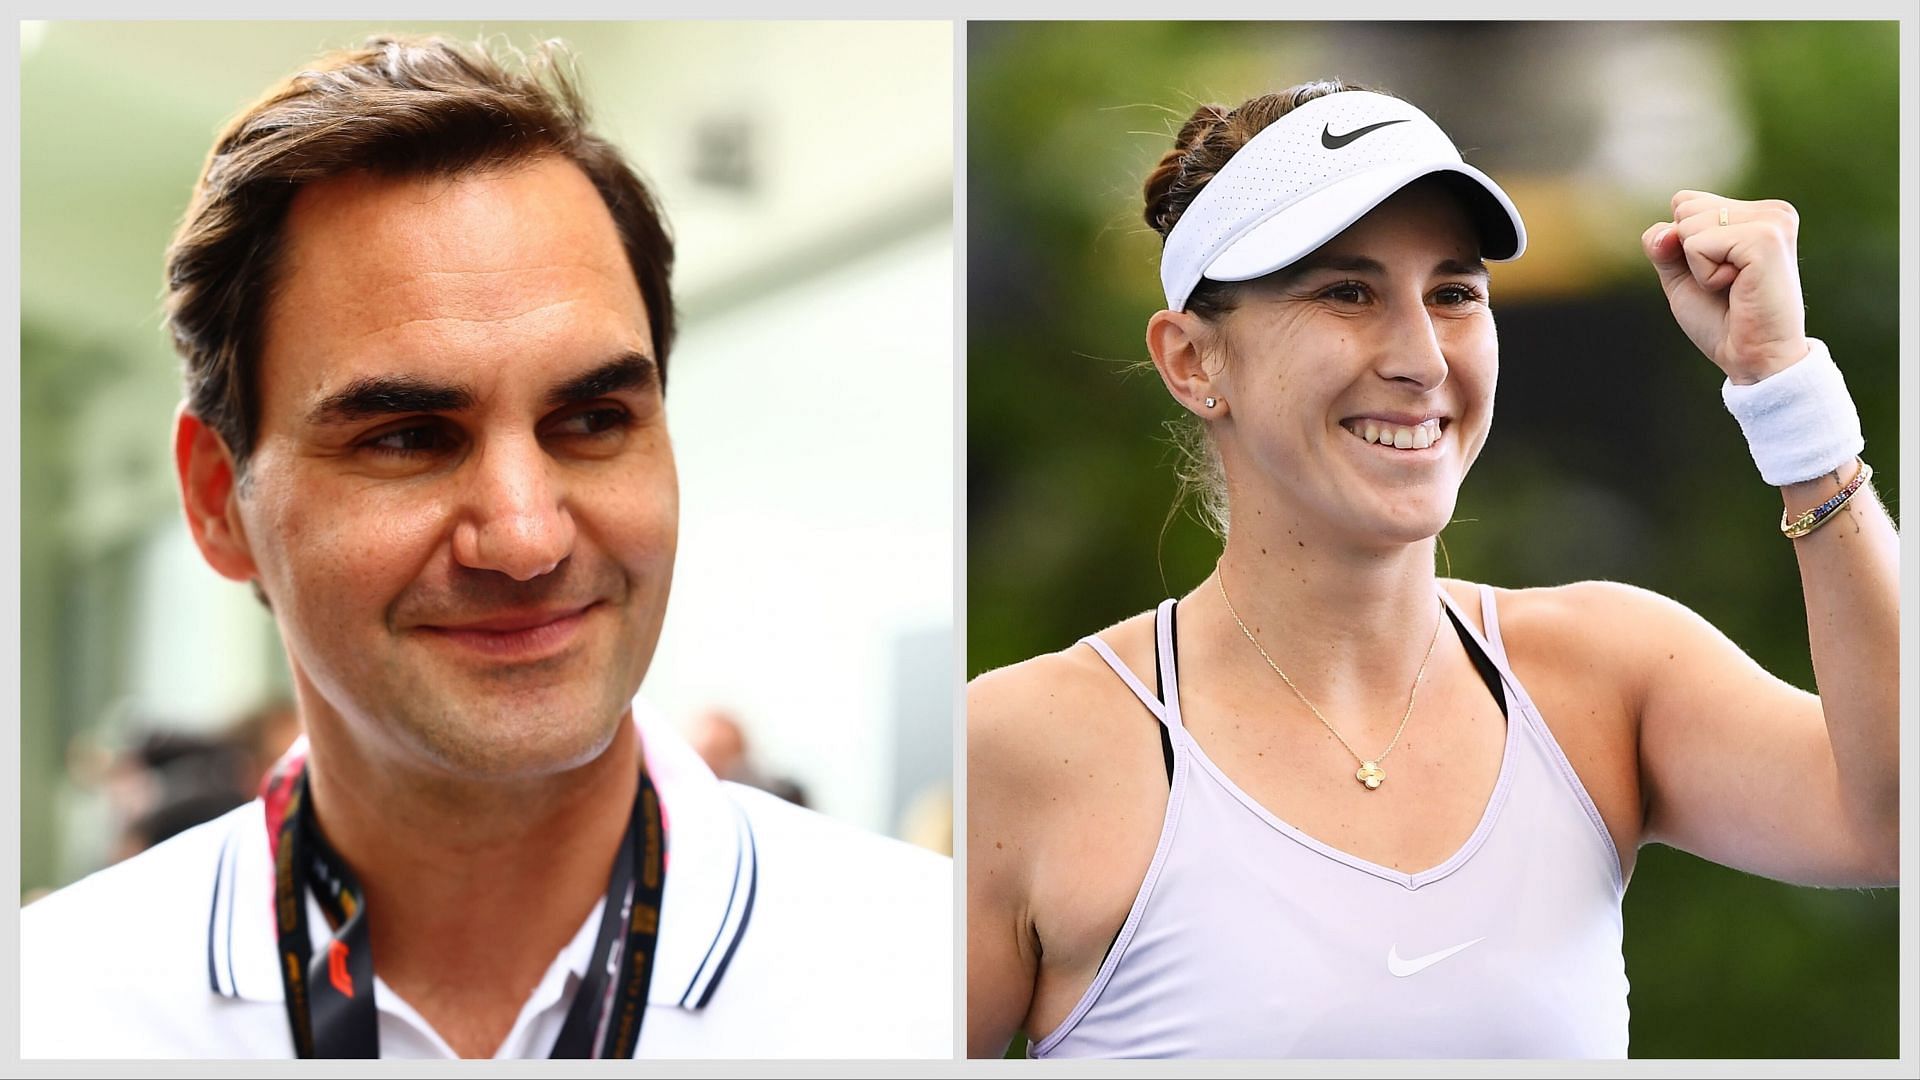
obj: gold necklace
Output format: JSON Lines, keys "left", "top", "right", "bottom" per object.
{"left": 1215, "top": 571, "right": 1444, "bottom": 791}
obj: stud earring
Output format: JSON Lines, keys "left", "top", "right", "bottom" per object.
{"left": 1204, "top": 397, "right": 1218, "bottom": 409}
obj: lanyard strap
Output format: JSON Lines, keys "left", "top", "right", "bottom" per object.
{"left": 265, "top": 758, "right": 665, "bottom": 1059}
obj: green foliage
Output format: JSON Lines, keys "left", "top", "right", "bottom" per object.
{"left": 969, "top": 21, "right": 1898, "bottom": 1058}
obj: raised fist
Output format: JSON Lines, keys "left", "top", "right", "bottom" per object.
{"left": 1640, "top": 190, "right": 1809, "bottom": 385}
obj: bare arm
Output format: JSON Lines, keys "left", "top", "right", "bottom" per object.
{"left": 1629, "top": 191, "right": 1899, "bottom": 885}
{"left": 1586, "top": 572, "right": 1896, "bottom": 886}
{"left": 965, "top": 669, "right": 1041, "bottom": 1057}
{"left": 1770, "top": 463, "right": 1899, "bottom": 870}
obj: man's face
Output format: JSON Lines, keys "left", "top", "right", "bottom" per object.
{"left": 232, "top": 156, "right": 676, "bottom": 781}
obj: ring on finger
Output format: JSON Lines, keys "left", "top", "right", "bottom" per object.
{"left": 1719, "top": 206, "right": 1730, "bottom": 227}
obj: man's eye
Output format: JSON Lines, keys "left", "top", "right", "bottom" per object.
{"left": 551, "top": 406, "right": 633, "bottom": 438}
{"left": 363, "top": 422, "right": 457, "bottom": 456}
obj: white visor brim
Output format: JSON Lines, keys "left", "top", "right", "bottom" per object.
{"left": 1157, "top": 90, "right": 1528, "bottom": 311}
{"left": 1202, "top": 161, "right": 1525, "bottom": 284}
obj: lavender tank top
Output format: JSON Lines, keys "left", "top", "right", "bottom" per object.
{"left": 1031, "top": 584, "right": 1629, "bottom": 1059}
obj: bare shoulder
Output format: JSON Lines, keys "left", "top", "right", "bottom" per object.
{"left": 967, "top": 608, "right": 1164, "bottom": 781}
{"left": 1480, "top": 576, "right": 1810, "bottom": 735}
{"left": 1441, "top": 578, "right": 1703, "bottom": 877}
{"left": 1489, "top": 577, "right": 1693, "bottom": 622}
{"left": 1480, "top": 579, "right": 1707, "bottom": 680}
{"left": 966, "top": 607, "right": 1171, "bottom": 890}
{"left": 968, "top": 609, "right": 1174, "bottom": 1040}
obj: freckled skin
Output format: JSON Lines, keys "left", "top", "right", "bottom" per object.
{"left": 236, "top": 157, "right": 676, "bottom": 783}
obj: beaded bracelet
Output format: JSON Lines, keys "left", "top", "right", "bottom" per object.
{"left": 1780, "top": 460, "right": 1873, "bottom": 539}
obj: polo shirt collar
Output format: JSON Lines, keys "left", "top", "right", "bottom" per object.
{"left": 206, "top": 701, "right": 757, "bottom": 1013}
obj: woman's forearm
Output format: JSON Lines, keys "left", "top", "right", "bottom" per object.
{"left": 1783, "top": 458, "right": 1901, "bottom": 870}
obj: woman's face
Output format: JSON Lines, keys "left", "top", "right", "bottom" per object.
{"left": 1208, "top": 180, "right": 1497, "bottom": 550}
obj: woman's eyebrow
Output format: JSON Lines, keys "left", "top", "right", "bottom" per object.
{"left": 1436, "top": 257, "right": 1490, "bottom": 279}
{"left": 1279, "top": 254, "right": 1387, "bottom": 282}
{"left": 1271, "top": 253, "right": 1487, "bottom": 284}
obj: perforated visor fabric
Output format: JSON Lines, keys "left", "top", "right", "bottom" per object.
{"left": 1159, "top": 91, "right": 1525, "bottom": 311}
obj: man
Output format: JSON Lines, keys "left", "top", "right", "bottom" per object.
{"left": 20, "top": 36, "right": 951, "bottom": 1059}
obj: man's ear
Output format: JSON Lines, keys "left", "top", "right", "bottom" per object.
{"left": 174, "top": 406, "right": 258, "bottom": 584}
{"left": 1146, "top": 309, "right": 1228, "bottom": 419}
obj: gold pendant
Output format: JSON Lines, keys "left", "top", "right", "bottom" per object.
{"left": 1356, "top": 761, "right": 1385, "bottom": 790}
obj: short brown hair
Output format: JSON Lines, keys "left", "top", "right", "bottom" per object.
{"left": 163, "top": 35, "right": 676, "bottom": 470}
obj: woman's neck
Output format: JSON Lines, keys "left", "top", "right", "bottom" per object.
{"left": 1205, "top": 509, "right": 1447, "bottom": 711}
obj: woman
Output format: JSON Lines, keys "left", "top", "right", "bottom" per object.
{"left": 967, "top": 81, "right": 1897, "bottom": 1059}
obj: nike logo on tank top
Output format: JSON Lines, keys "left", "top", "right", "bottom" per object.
{"left": 1034, "top": 585, "right": 1629, "bottom": 1059}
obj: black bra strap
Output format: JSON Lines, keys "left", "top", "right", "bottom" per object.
{"left": 1146, "top": 596, "right": 1502, "bottom": 788}
{"left": 1153, "top": 607, "right": 1176, "bottom": 786}
{"left": 1446, "top": 602, "right": 1509, "bottom": 719}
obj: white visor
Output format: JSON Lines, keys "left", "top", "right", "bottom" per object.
{"left": 1159, "top": 90, "right": 1526, "bottom": 312}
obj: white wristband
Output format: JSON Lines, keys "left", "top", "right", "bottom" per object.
{"left": 1720, "top": 338, "right": 1864, "bottom": 486}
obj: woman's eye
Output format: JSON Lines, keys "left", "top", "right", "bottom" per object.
{"left": 1322, "top": 281, "right": 1369, "bottom": 303}
{"left": 1433, "top": 283, "right": 1485, "bottom": 306}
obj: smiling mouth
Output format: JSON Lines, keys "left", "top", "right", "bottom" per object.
{"left": 1341, "top": 417, "right": 1445, "bottom": 450}
{"left": 420, "top": 603, "right": 599, "bottom": 661}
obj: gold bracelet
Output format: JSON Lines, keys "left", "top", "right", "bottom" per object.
{"left": 1781, "top": 460, "right": 1872, "bottom": 539}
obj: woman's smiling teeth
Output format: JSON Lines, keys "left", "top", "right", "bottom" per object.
{"left": 1344, "top": 417, "right": 1442, "bottom": 450}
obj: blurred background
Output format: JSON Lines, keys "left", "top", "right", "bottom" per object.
{"left": 19, "top": 20, "right": 955, "bottom": 899}
{"left": 969, "top": 21, "right": 1900, "bottom": 1059}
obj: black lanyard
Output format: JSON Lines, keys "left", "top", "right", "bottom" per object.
{"left": 264, "top": 757, "right": 666, "bottom": 1058}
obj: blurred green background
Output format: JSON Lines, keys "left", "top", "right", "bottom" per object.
{"left": 968, "top": 21, "right": 1899, "bottom": 1059}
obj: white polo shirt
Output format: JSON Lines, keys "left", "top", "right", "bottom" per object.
{"left": 19, "top": 705, "right": 952, "bottom": 1058}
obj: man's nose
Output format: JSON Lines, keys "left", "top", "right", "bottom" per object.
{"left": 1375, "top": 297, "right": 1451, "bottom": 391}
{"left": 450, "top": 436, "right": 576, "bottom": 581}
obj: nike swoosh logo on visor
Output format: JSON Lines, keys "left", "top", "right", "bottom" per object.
{"left": 1386, "top": 936, "right": 1486, "bottom": 977}
{"left": 1321, "top": 118, "right": 1411, "bottom": 150}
